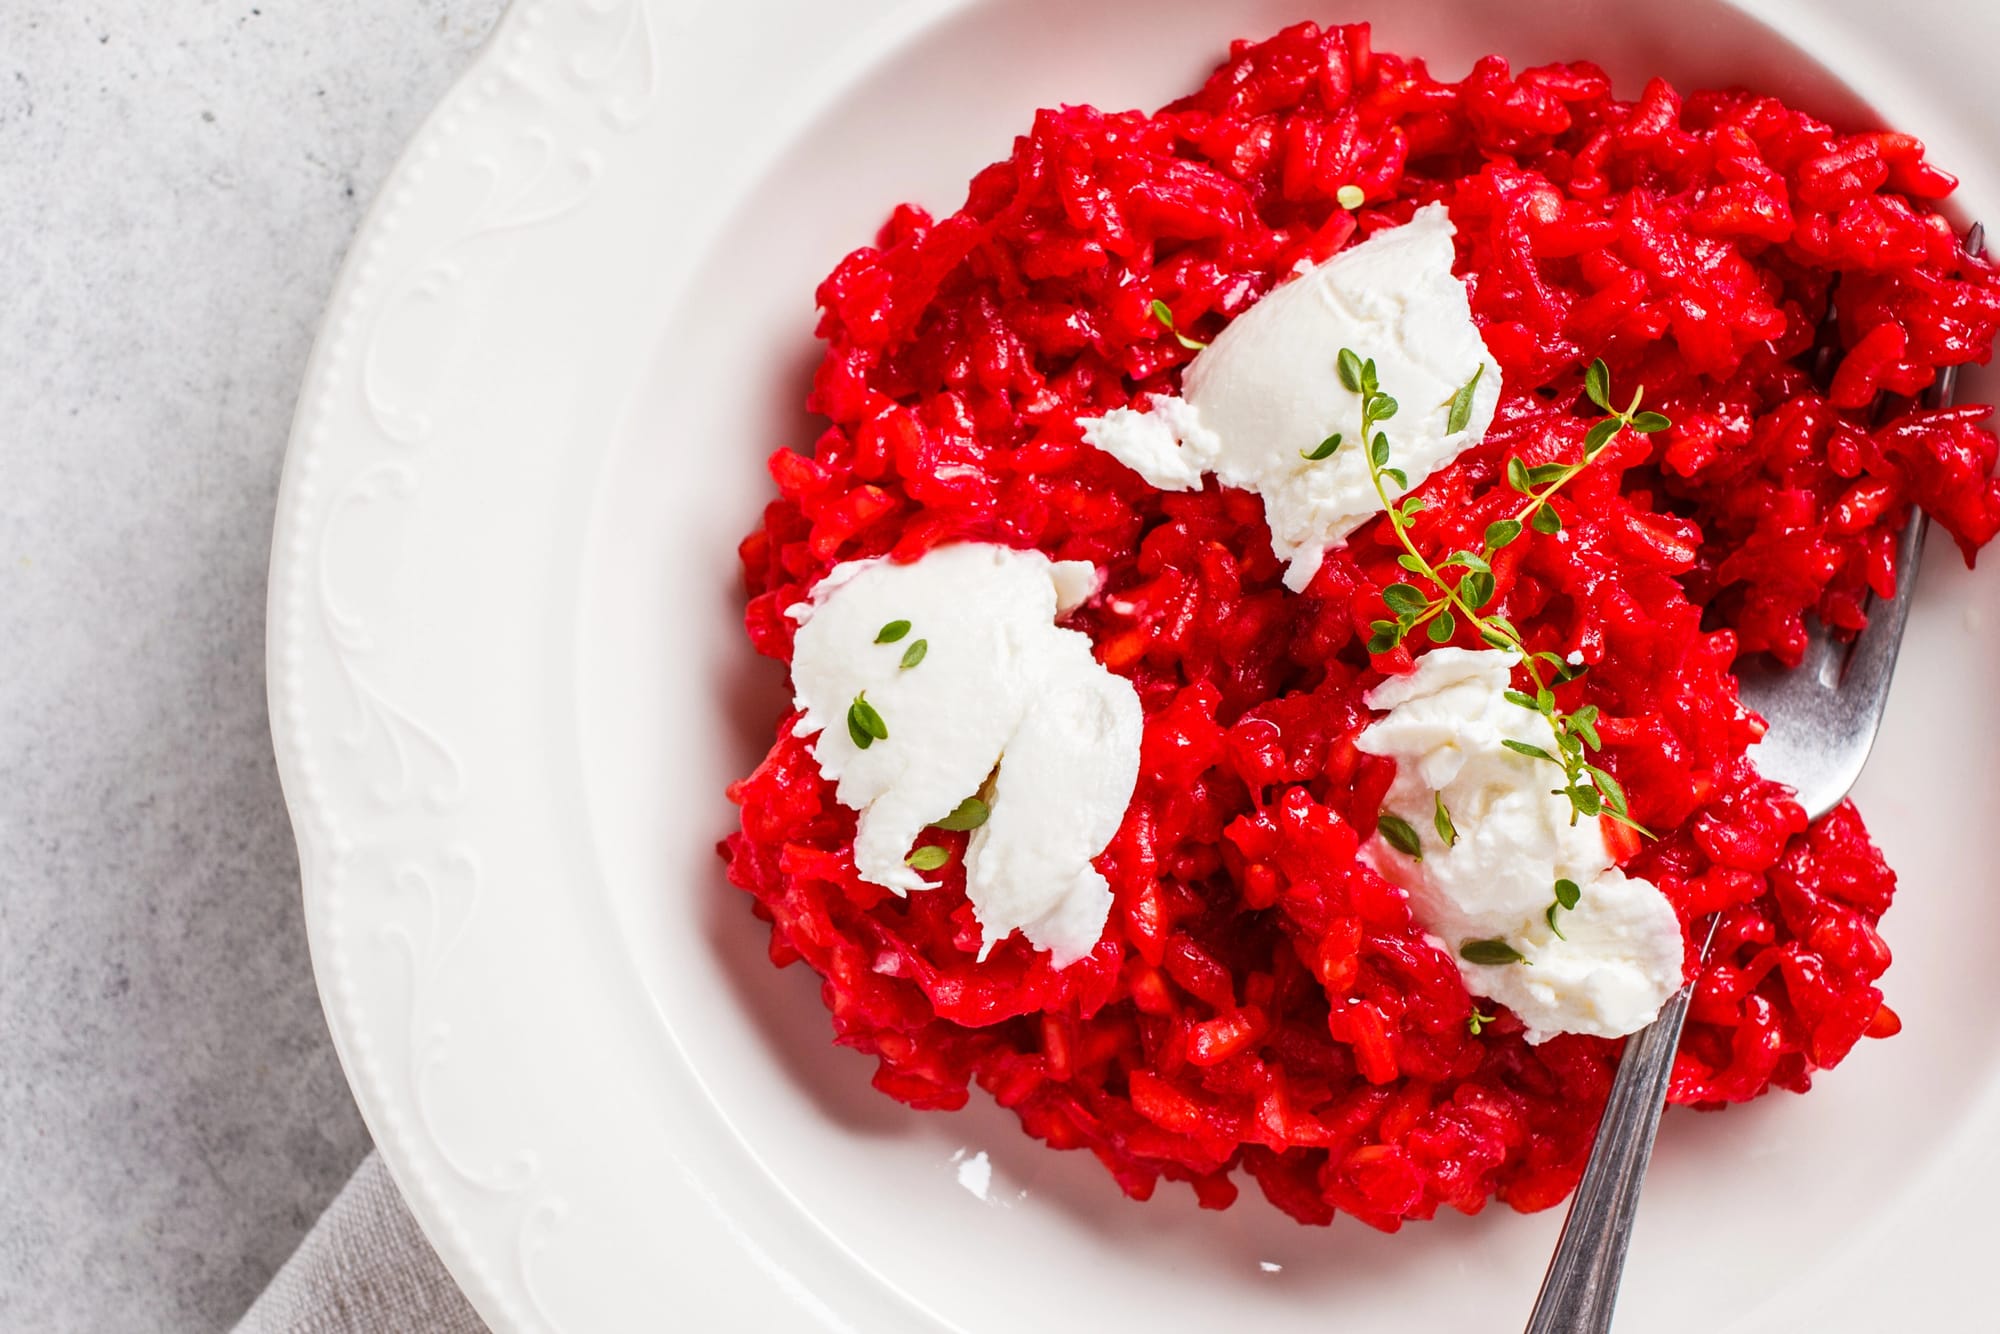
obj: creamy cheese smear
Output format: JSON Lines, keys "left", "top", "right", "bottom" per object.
{"left": 1356, "top": 650, "right": 1684, "bottom": 1041}
{"left": 789, "top": 544, "right": 1141, "bottom": 966}
{"left": 1080, "top": 203, "right": 1503, "bottom": 591}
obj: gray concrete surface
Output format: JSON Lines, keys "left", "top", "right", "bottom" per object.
{"left": 1, "top": 4, "right": 507, "bottom": 1328}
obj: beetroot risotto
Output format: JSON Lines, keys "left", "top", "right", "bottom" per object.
{"left": 721, "top": 21, "right": 2000, "bottom": 1229}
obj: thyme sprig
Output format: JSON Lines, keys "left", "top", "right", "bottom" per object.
{"left": 1461, "top": 938, "right": 1528, "bottom": 967}
{"left": 1150, "top": 298, "right": 1207, "bottom": 351}
{"left": 935, "top": 796, "right": 990, "bottom": 831}
{"left": 1377, "top": 812, "right": 1424, "bottom": 860}
{"left": 905, "top": 790, "right": 994, "bottom": 874}
{"left": 1320, "top": 351, "right": 1663, "bottom": 837}
{"left": 846, "top": 692, "right": 889, "bottom": 750}
{"left": 1432, "top": 792, "right": 1458, "bottom": 847}
{"left": 1546, "top": 877, "right": 1582, "bottom": 939}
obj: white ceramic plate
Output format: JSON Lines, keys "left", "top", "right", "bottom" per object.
{"left": 269, "top": 1, "right": 2000, "bottom": 1329}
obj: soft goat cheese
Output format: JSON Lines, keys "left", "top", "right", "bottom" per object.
{"left": 788, "top": 543, "right": 1141, "bottom": 967}
{"left": 1080, "top": 203, "right": 1502, "bottom": 592}
{"left": 1354, "top": 649, "right": 1683, "bottom": 1043}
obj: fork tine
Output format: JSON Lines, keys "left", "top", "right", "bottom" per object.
{"left": 1849, "top": 220, "right": 1985, "bottom": 651}
{"left": 1737, "top": 220, "right": 1983, "bottom": 816}
{"left": 1929, "top": 222, "right": 1985, "bottom": 409}
{"left": 1825, "top": 222, "right": 1984, "bottom": 687}
{"left": 1809, "top": 275, "right": 1843, "bottom": 390}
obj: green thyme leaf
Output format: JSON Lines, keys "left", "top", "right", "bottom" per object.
{"left": 900, "top": 639, "right": 928, "bottom": 670}
{"left": 1602, "top": 807, "right": 1652, "bottom": 838}
{"left": 1361, "top": 359, "right": 1380, "bottom": 395}
{"left": 1428, "top": 610, "right": 1457, "bottom": 643}
{"left": 1440, "top": 550, "right": 1490, "bottom": 572}
{"left": 1484, "top": 519, "right": 1523, "bottom": 551}
{"left": 1383, "top": 583, "right": 1428, "bottom": 614}
{"left": 1400, "top": 496, "right": 1428, "bottom": 519}
{"left": 1397, "top": 553, "right": 1428, "bottom": 575}
{"left": 906, "top": 845, "right": 952, "bottom": 871}
{"left": 1531, "top": 505, "right": 1562, "bottom": 535}
{"left": 1383, "top": 466, "right": 1409, "bottom": 490}
{"left": 1459, "top": 571, "right": 1496, "bottom": 609}
{"left": 1584, "top": 416, "right": 1623, "bottom": 454}
{"left": 1373, "top": 395, "right": 1399, "bottom": 422}
{"left": 1366, "top": 621, "right": 1401, "bottom": 654}
{"left": 1630, "top": 411, "right": 1672, "bottom": 434}
{"left": 1460, "top": 938, "right": 1527, "bottom": 967}
{"left": 1554, "top": 878, "right": 1582, "bottom": 911}
{"left": 1370, "top": 432, "right": 1390, "bottom": 467}
{"left": 1527, "top": 462, "right": 1571, "bottom": 486}
{"left": 1502, "top": 739, "right": 1557, "bottom": 763}
{"left": 1434, "top": 792, "right": 1459, "bottom": 847}
{"left": 1625, "top": 384, "right": 1645, "bottom": 415}
{"left": 1507, "top": 456, "right": 1533, "bottom": 493}
{"left": 1337, "top": 348, "right": 1364, "bottom": 393}
{"left": 876, "top": 620, "right": 911, "bottom": 644}
{"left": 1336, "top": 184, "right": 1366, "bottom": 210}
{"left": 1468, "top": 1009, "right": 1496, "bottom": 1035}
{"left": 1567, "top": 705, "right": 1600, "bottom": 750}
{"left": 1584, "top": 763, "right": 1629, "bottom": 816}
{"left": 1377, "top": 812, "right": 1424, "bottom": 860}
{"left": 1302, "top": 432, "right": 1343, "bottom": 461}
{"left": 1584, "top": 358, "right": 1612, "bottom": 412}
{"left": 847, "top": 693, "right": 889, "bottom": 749}
{"left": 1150, "top": 298, "right": 1206, "bottom": 350}
{"left": 1535, "top": 650, "right": 1588, "bottom": 681}
{"left": 935, "top": 796, "right": 991, "bottom": 831}
{"left": 1447, "top": 365, "right": 1485, "bottom": 435}
{"left": 1504, "top": 688, "right": 1538, "bottom": 710}
{"left": 1546, "top": 903, "right": 1567, "bottom": 940}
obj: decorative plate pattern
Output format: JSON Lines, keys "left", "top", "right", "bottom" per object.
{"left": 273, "top": 3, "right": 660, "bottom": 1327}
{"left": 270, "top": 1, "right": 2000, "bottom": 1329}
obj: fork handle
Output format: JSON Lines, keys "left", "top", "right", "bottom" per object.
{"left": 1522, "top": 976, "right": 1697, "bottom": 1334}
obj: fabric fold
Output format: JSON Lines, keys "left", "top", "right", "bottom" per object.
{"left": 233, "top": 1153, "right": 484, "bottom": 1334}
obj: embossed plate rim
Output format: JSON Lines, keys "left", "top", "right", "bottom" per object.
{"left": 269, "top": 1, "right": 2000, "bottom": 1330}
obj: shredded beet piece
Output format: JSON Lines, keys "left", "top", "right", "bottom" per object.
{"left": 722, "top": 21, "right": 2000, "bottom": 1227}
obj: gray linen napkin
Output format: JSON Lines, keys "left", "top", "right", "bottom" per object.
{"left": 235, "top": 1153, "right": 487, "bottom": 1333}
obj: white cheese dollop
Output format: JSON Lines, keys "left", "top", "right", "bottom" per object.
{"left": 788, "top": 543, "right": 1141, "bottom": 967}
{"left": 1080, "top": 203, "right": 1502, "bottom": 591}
{"left": 1354, "top": 649, "right": 1684, "bottom": 1043}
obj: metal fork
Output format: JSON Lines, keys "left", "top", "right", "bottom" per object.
{"left": 1522, "top": 222, "right": 1983, "bottom": 1334}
